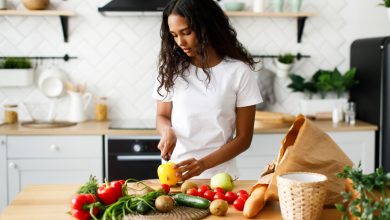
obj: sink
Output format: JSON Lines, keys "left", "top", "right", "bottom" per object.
{"left": 21, "top": 121, "right": 77, "bottom": 129}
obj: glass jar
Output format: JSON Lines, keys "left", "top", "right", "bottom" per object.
{"left": 4, "top": 104, "right": 18, "bottom": 124}
{"left": 95, "top": 97, "right": 108, "bottom": 121}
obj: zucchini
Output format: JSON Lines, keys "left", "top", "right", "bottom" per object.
{"left": 173, "top": 193, "right": 210, "bottom": 209}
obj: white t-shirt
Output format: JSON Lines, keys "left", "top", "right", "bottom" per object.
{"left": 152, "top": 58, "right": 263, "bottom": 178}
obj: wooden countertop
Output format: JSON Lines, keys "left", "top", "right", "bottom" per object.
{"left": 0, "top": 180, "right": 341, "bottom": 220}
{"left": 0, "top": 120, "right": 377, "bottom": 136}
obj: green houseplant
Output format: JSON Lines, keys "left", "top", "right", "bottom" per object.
{"left": 275, "top": 53, "right": 295, "bottom": 78}
{"left": 288, "top": 68, "right": 358, "bottom": 99}
{"left": 335, "top": 164, "right": 390, "bottom": 220}
{"left": 0, "top": 57, "right": 34, "bottom": 87}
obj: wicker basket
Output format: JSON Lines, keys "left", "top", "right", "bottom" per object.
{"left": 277, "top": 172, "right": 328, "bottom": 220}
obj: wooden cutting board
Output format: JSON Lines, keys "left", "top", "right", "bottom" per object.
{"left": 140, "top": 179, "right": 211, "bottom": 194}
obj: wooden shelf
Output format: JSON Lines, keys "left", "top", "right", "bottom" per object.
{"left": 225, "top": 11, "right": 316, "bottom": 17}
{"left": 225, "top": 11, "right": 316, "bottom": 43}
{"left": 0, "top": 10, "right": 75, "bottom": 42}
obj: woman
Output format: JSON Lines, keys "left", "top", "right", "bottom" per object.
{"left": 152, "top": 0, "right": 262, "bottom": 181}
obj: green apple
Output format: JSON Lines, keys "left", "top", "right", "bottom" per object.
{"left": 210, "top": 172, "right": 234, "bottom": 192}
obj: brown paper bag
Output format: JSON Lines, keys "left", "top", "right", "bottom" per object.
{"left": 251, "top": 115, "right": 353, "bottom": 205}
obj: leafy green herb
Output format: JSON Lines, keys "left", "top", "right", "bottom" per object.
{"left": 287, "top": 68, "right": 358, "bottom": 99}
{"left": 379, "top": 0, "right": 390, "bottom": 7}
{"left": 335, "top": 163, "right": 390, "bottom": 220}
{"left": 278, "top": 53, "right": 295, "bottom": 64}
{"left": 0, "top": 57, "right": 32, "bottom": 69}
{"left": 77, "top": 175, "right": 99, "bottom": 195}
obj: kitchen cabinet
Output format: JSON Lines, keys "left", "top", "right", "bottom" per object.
{"left": 0, "top": 136, "right": 6, "bottom": 213}
{"left": 236, "top": 131, "right": 375, "bottom": 180}
{"left": 4, "top": 135, "right": 103, "bottom": 209}
{"left": 0, "top": 10, "right": 75, "bottom": 42}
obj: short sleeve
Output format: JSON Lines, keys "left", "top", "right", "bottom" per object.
{"left": 236, "top": 68, "right": 263, "bottom": 107}
{"left": 152, "top": 79, "right": 173, "bottom": 102}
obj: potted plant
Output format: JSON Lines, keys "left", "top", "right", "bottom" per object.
{"left": 275, "top": 53, "right": 295, "bottom": 78}
{"left": 335, "top": 164, "right": 390, "bottom": 220}
{"left": 287, "top": 68, "right": 358, "bottom": 116}
{"left": 379, "top": 0, "right": 390, "bottom": 23}
{"left": 0, "top": 57, "right": 34, "bottom": 87}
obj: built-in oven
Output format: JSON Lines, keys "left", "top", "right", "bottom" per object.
{"left": 105, "top": 135, "right": 161, "bottom": 181}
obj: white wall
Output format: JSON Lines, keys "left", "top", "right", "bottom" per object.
{"left": 0, "top": 0, "right": 389, "bottom": 121}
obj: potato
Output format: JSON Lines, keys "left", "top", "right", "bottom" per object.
{"left": 180, "top": 181, "right": 198, "bottom": 193}
{"left": 155, "top": 195, "right": 174, "bottom": 213}
{"left": 209, "top": 199, "right": 228, "bottom": 216}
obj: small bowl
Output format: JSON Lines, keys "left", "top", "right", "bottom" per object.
{"left": 224, "top": 2, "right": 245, "bottom": 11}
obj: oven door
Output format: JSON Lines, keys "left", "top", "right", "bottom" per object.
{"left": 105, "top": 136, "right": 161, "bottom": 181}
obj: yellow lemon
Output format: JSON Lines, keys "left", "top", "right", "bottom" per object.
{"left": 157, "top": 162, "right": 179, "bottom": 186}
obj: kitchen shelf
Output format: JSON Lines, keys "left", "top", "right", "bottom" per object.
{"left": 225, "top": 11, "right": 317, "bottom": 43}
{"left": 0, "top": 10, "right": 76, "bottom": 43}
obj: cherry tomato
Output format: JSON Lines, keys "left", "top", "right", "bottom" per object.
{"left": 233, "top": 197, "right": 246, "bottom": 211}
{"left": 197, "top": 185, "right": 210, "bottom": 197}
{"left": 186, "top": 188, "right": 198, "bottom": 196}
{"left": 213, "top": 192, "right": 226, "bottom": 201}
{"left": 236, "top": 190, "right": 249, "bottom": 198}
{"left": 203, "top": 190, "right": 215, "bottom": 201}
{"left": 213, "top": 187, "right": 225, "bottom": 194}
{"left": 161, "top": 184, "right": 170, "bottom": 194}
{"left": 225, "top": 191, "right": 238, "bottom": 204}
{"left": 239, "top": 194, "right": 248, "bottom": 201}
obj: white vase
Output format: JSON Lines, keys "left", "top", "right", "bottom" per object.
{"left": 273, "top": 0, "right": 284, "bottom": 12}
{"left": 0, "top": 69, "right": 34, "bottom": 87}
{"left": 387, "top": 8, "right": 390, "bottom": 24}
{"left": 300, "top": 98, "right": 348, "bottom": 117}
{"left": 253, "top": 0, "right": 265, "bottom": 12}
{"left": 290, "top": 0, "right": 302, "bottom": 12}
{"left": 275, "top": 59, "right": 293, "bottom": 78}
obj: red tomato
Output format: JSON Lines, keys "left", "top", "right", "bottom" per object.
{"left": 203, "top": 190, "right": 215, "bottom": 201}
{"left": 240, "top": 194, "right": 249, "bottom": 201}
{"left": 197, "top": 185, "right": 210, "bottom": 197}
{"left": 236, "top": 190, "right": 249, "bottom": 198}
{"left": 233, "top": 197, "right": 246, "bottom": 211}
{"left": 213, "top": 187, "right": 225, "bottom": 194}
{"left": 225, "top": 191, "right": 238, "bottom": 204}
{"left": 213, "top": 192, "right": 226, "bottom": 201}
{"left": 186, "top": 188, "right": 198, "bottom": 196}
{"left": 161, "top": 184, "right": 170, "bottom": 194}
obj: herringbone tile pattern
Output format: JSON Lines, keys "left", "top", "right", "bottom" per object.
{"left": 0, "top": 0, "right": 374, "bottom": 121}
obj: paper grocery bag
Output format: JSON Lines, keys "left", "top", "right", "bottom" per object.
{"left": 253, "top": 115, "right": 353, "bottom": 205}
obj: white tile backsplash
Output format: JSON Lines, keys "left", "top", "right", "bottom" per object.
{"left": 0, "top": 0, "right": 389, "bottom": 122}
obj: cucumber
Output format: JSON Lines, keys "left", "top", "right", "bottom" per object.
{"left": 136, "top": 201, "right": 151, "bottom": 214}
{"left": 173, "top": 193, "right": 210, "bottom": 209}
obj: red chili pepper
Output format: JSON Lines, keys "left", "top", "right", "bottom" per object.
{"left": 71, "top": 194, "right": 99, "bottom": 220}
{"left": 97, "top": 179, "right": 125, "bottom": 205}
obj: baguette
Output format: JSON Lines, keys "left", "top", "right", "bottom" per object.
{"left": 243, "top": 184, "right": 267, "bottom": 218}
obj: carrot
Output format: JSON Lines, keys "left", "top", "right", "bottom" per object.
{"left": 243, "top": 184, "right": 267, "bottom": 218}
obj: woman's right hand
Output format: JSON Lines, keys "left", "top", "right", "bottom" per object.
{"left": 158, "top": 127, "right": 177, "bottom": 160}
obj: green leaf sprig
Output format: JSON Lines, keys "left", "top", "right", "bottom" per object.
{"left": 335, "top": 163, "right": 390, "bottom": 220}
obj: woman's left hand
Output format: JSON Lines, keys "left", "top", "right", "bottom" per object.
{"left": 174, "top": 158, "right": 206, "bottom": 181}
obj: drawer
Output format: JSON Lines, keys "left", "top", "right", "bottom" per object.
{"left": 7, "top": 136, "right": 102, "bottom": 158}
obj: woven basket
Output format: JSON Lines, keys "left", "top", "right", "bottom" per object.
{"left": 277, "top": 172, "right": 328, "bottom": 220}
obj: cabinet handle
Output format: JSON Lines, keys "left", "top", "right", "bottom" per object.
{"left": 50, "top": 144, "right": 60, "bottom": 151}
{"left": 8, "top": 162, "right": 17, "bottom": 169}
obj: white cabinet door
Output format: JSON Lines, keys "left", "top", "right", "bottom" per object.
{"left": 328, "top": 131, "right": 375, "bottom": 173}
{"left": 0, "top": 136, "right": 7, "bottom": 212}
{"left": 6, "top": 135, "right": 103, "bottom": 204}
{"left": 7, "top": 158, "right": 102, "bottom": 202}
{"left": 236, "top": 134, "right": 283, "bottom": 180}
{"left": 236, "top": 131, "right": 375, "bottom": 180}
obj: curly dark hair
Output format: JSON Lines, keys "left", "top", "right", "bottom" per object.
{"left": 157, "top": 0, "right": 255, "bottom": 95}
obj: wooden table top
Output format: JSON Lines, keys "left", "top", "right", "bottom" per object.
{"left": 0, "top": 180, "right": 341, "bottom": 220}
